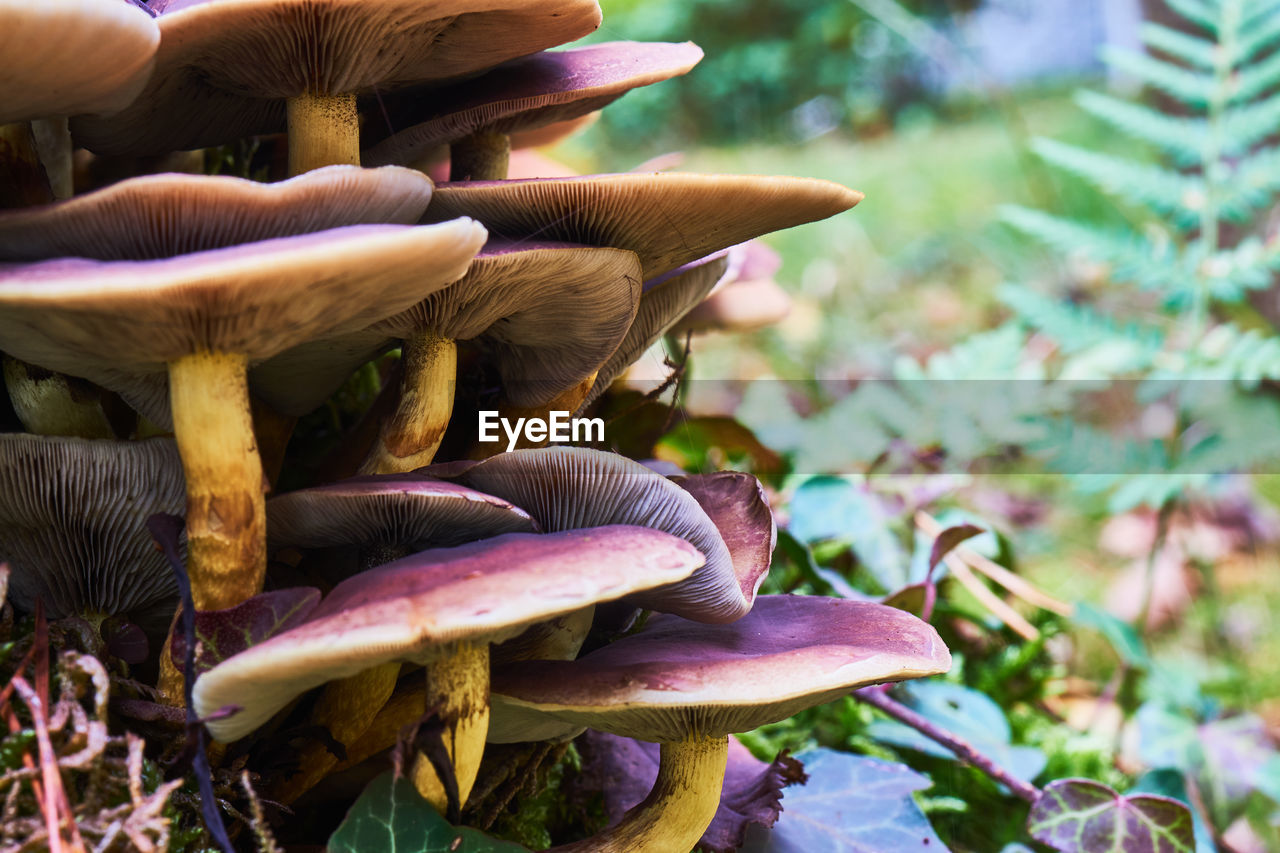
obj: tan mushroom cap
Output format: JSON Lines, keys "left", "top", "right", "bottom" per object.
{"left": 491, "top": 595, "right": 952, "bottom": 742}
{"left": 583, "top": 252, "right": 730, "bottom": 410}
{"left": 0, "top": 221, "right": 487, "bottom": 417}
{"left": 72, "top": 0, "right": 603, "bottom": 155}
{"left": 363, "top": 41, "right": 703, "bottom": 167}
{"left": 432, "top": 446, "right": 756, "bottom": 622}
{"left": 0, "top": 434, "right": 184, "bottom": 634}
{"left": 193, "top": 525, "right": 706, "bottom": 741}
{"left": 267, "top": 474, "right": 538, "bottom": 552}
{"left": 0, "top": 0, "right": 159, "bottom": 124}
{"left": 252, "top": 240, "right": 642, "bottom": 414}
{"left": 424, "top": 173, "right": 863, "bottom": 280}
{"left": 0, "top": 166, "right": 435, "bottom": 261}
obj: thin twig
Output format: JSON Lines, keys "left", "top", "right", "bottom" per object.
{"left": 854, "top": 686, "right": 1041, "bottom": 804}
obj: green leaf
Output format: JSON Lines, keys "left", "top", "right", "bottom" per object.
{"left": 1131, "top": 770, "right": 1218, "bottom": 853}
{"left": 1074, "top": 90, "right": 1204, "bottom": 165}
{"left": 1101, "top": 47, "right": 1214, "bottom": 106}
{"left": 1027, "top": 779, "right": 1195, "bottom": 853}
{"left": 1073, "top": 601, "right": 1151, "bottom": 668}
{"left": 788, "top": 477, "right": 908, "bottom": 591}
{"left": 1140, "top": 23, "right": 1218, "bottom": 69}
{"left": 327, "top": 773, "right": 529, "bottom": 853}
{"left": 740, "top": 748, "right": 944, "bottom": 852}
{"left": 1162, "top": 0, "right": 1219, "bottom": 35}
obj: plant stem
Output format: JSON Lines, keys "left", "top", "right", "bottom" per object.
{"left": 1134, "top": 498, "right": 1176, "bottom": 634}
{"left": 854, "top": 685, "right": 1041, "bottom": 804}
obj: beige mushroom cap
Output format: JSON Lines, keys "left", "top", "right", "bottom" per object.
{"left": 491, "top": 595, "right": 952, "bottom": 742}
{"left": 193, "top": 526, "right": 706, "bottom": 741}
{"left": 0, "top": 0, "right": 159, "bottom": 124}
{"left": 424, "top": 172, "right": 863, "bottom": 280}
{"left": 73, "top": 0, "right": 603, "bottom": 155}
{"left": 0, "top": 166, "right": 435, "bottom": 261}
{"left": 0, "top": 220, "right": 486, "bottom": 417}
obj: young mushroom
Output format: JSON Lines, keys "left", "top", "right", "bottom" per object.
{"left": 193, "top": 526, "right": 707, "bottom": 813}
{"left": 490, "top": 595, "right": 952, "bottom": 852}
{"left": 72, "top": 0, "right": 603, "bottom": 176}
{"left": 0, "top": 220, "right": 488, "bottom": 613}
{"left": 264, "top": 474, "right": 539, "bottom": 803}
{"left": 363, "top": 41, "right": 704, "bottom": 180}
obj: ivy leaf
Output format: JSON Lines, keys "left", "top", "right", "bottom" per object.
{"left": 327, "top": 772, "right": 528, "bottom": 853}
{"left": 1131, "top": 770, "right": 1217, "bottom": 853}
{"left": 788, "top": 477, "right": 907, "bottom": 591}
{"left": 573, "top": 731, "right": 805, "bottom": 853}
{"left": 1027, "top": 779, "right": 1194, "bottom": 853}
{"left": 172, "top": 587, "right": 320, "bottom": 678}
{"left": 740, "top": 748, "right": 944, "bottom": 852}
{"left": 1073, "top": 601, "right": 1151, "bottom": 668}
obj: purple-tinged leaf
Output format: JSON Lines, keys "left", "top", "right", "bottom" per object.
{"left": 928, "top": 524, "right": 984, "bottom": 573}
{"left": 741, "top": 748, "right": 943, "bottom": 852}
{"left": 1027, "top": 779, "right": 1194, "bottom": 853}
{"left": 171, "top": 587, "right": 320, "bottom": 678}
{"left": 574, "top": 732, "right": 804, "bottom": 853}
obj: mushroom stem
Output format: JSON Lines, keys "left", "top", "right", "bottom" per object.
{"left": 272, "top": 661, "right": 402, "bottom": 805}
{"left": 411, "top": 640, "right": 489, "bottom": 814}
{"left": 472, "top": 371, "right": 598, "bottom": 458}
{"left": 361, "top": 330, "right": 456, "bottom": 474}
{"left": 169, "top": 349, "right": 267, "bottom": 611}
{"left": 0, "top": 121, "right": 54, "bottom": 207}
{"left": 2, "top": 356, "right": 123, "bottom": 439}
{"left": 29, "top": 118, "right": 72, "bottom": 200}
{"left": 550, "top": 734, "right": 728, "bottom": 853}
{"left": 450, "top": 131, "right": 511, "bottom": 182}
{"left": 286, "top": 92, "right": 360, "bottom": 176}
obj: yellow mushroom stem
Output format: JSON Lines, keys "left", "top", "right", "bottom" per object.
{"left": 361, "top": 330, "right": 456, "bottom": 474}
{"left": 411, "top": 640, "right": 490, "bottom": 814}
{"left": 450, "top": 130, "right": 511, "bottom": 182}
{"left": 2, "top": 356, "right": 126, "bottom": 438}
{"left": 169, "top": 349, "right": 267, "bottom": 612}
{"left": 472, "top": 371, "right": 598, "bottom": 458}
{"left": 286, "top": 92, "right": 360, "bottom": 177}
{"left": 271, "top": 662, "right": 402, "bottom": 805}
{"left": 551, "top": 734, "right": 728, "bottom": 853}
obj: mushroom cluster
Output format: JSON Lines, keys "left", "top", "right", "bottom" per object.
{"left": 0, "top": 0, "right": 948, "bottom": 847}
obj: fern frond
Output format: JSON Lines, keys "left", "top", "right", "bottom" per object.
{"left": 1223, "top": 146, "right": 1280, "bottom": 214}
{"left": 1239, "top": 3, "right": 1280, "bottom": 61}
{"left": 1220, "top": 99, "right": 1280, "bottom": 157}
{"left": 1158, "top": 323, "right": 1280, "bottom": 384}
{"left": 1031, "top": 138, "right": 1205, "bottom": 227}
{"left": 1000, "top": 206, "right": 1182, "bottom": 292}
{"left": 1163, "top": 0, "right": 1221, "bottom": 35}
{"left": 1187, "top": 238, "right": 1280, "bottom": 302}
{"left": 1075, "top": 91, "right": 1205, "bottom": 165}
{"left": 1141, "top": 23, "right": 1219, "bottom": 69}
{"left": 1230, "top": 48, "right": 1280, "bottom": 103}
{"left": 1102, "top": 46, "right": 1214, "bottom": 106}
{"left": 998, "top": 285, "right": 1166, "bottom": 361}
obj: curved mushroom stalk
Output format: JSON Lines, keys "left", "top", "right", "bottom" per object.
{"left": 362, "top": 330, "right": 456, "bottom": 474}
{"left": 551, "top": 735, "right": 728, "bottom": 853}
{"left": 412, "top": 640, "right": 490, "bottom": 812}
{"left": 170, "top": 349, "right": 267, "bottom": 611}
{"left": 3, "top": 355, "right": 127, "bottom": 439}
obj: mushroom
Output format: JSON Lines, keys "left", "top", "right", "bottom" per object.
{"left": 424, "top": 173, "right": 860, "bottom": 417}
{"left": 672, "top": 241, "right": 790, "bottom": 335}
{"left": 193, "top": 526, "right": 707, "bottom": 812}
{"left": 0, "top": 220, "right": 488, "bottom": 613}
{"left": 2, "top": 356, "right": 132, "bottom": 439}
{"left": 71, "top": 0, "right": 603, "bottom": 176}
{"left": 433, "top": 446, "right": 774, "bottom": 624}
{"left": 490, "top": 595, "right": 952, "bottom": 852}
{"left": 1, "top": 0, "right": 158, "bottom": 202}
{"left": 363, "top": 41, "right": 704, "bottom": 180}
{"left": 0, "top": 165, "right": 439, "bottom": 427}
{"left": 255, "top": 240, "right": 642, "bottom": 473}
{"left": 0, "top": 434, "right": 185, "bottom": 642}
{"left": 263, "top": 473, "right": 539, "bottom": 803}
{"left": 582, "top": 252, "right": 731, "bottom": 411}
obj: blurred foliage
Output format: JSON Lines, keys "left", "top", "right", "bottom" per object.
{"left": 589, "top": 0, "right": 981, "bottom": 148}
